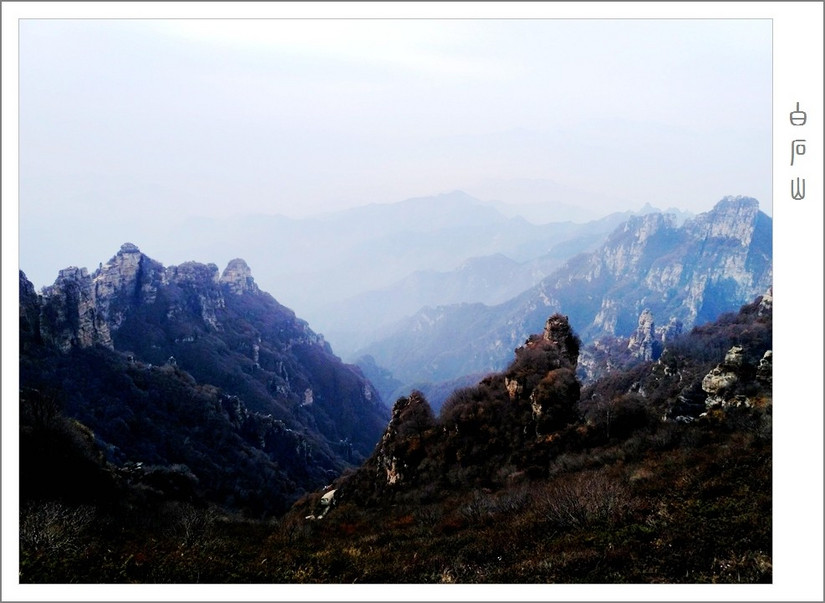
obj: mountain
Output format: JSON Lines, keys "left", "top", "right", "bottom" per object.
{"left": 276, "top": 296, "right": 771, "bottom": 583}
{"left": 356, "top": 196, "right": 772, "bottom": 389}
{"left": 19, "top": 244, "right": 390, "bottom": 515}
{"left": 319, "top": 211, "right": 642, "bottom": 357}
{"left": 124, "top": 191, "right": 644, "bottom": 352}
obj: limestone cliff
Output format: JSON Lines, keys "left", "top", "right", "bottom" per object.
{"left": 221, "top": 258, "right": 260, "bottom": 295}
{"left": 39, "top": 267, "right": 112, "bottom": 352}
{"left": 358, "top": 196, "right": 772, "bottom": 388}
{"left": 627, "top": 309, "right": 657, "bottom": 362}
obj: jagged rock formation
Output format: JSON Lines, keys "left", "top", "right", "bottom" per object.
{"left": 702, "top": 346, "right": 745, "bottom": 407}
{"left": 221, "top": 258, "right": 260, "bottom": 295}
{"left": 332, "top": 315, "right": 584, "bottom": 508}
{"left": 273, "top": 292, "right": 771, "bottom": 585}
{"left": 579, "top": 308, "right": 684, "bottom": 383}
{"left": 756, "top": 350, "right": 773, "bottom": 387}
{"left": 39, "top": 267, "right": 113, "bottom": 352}
{"left": 374, "top": 392, "right": 436, "bottom": 487}
{"left": 542, "top": 314, "right": 581, "bottom": 366}
{"left": 627, "top": 309, "right": 657, "bottom": 362}
{"left": 656, "top": 317, "right": 684, "bottom": 344}
{"left": 19, "top": 271, "right": 43, "bottom": 353}
{"left": 20, "top": 244, "right": 391, "bottom": 513}
{"left": 702, "top": 344, "right": 772, "bottom": 410}
{"left": 320, "top": 301, "right": 770, "bottom": 517}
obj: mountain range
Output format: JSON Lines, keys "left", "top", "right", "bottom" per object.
{"left": 356, "top": 196, "right": 771, "bottom": 405}
{"left": 121, "top": 190, "right": 671, "bottom": 355}
{"left": 18, "top": 197, "right": 774, "bottom": 583}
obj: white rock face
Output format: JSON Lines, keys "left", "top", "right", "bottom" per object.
{"left": 686, "top": 196, "right": 759, "bottom": 245}
{"left": 318, "top": 489, "right": 337, "bottom": 517}
{"left": 601, "top": 213, "right": 675, "bottom": 276}
{"left": 702, "top": 345, "right": 747, "bottom": 409}
{"left": 40, "top": 267, "right": 113, "bottom": 351}
{"left": 656, "top": 317, "right": 683, "bottom": 344}
{"left": 593, "top": 297, "right": 619, "bottom": 333}
{"left": 165, "top": 262, "right": 225, "bottom": 330}
{"left": 220, "top": 258, "right": 259, "bottom": 295}
{"left": 627, "top": 309, "right": 656, "bottom": 361}
{"left": 303, "top": 388, "right": 314, "bottom": 406}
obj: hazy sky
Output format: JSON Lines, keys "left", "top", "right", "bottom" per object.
{"left": 18, "top": 17, "right": 771, "bottom": 287}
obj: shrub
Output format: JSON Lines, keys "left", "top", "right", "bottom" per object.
{"left": 536, "top": 471, "right": 638, "bottom": 529}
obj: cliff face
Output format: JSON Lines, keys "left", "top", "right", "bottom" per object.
{"left": 39, "top": 267, "right": 113, "bottom": 352}
{"left": 358, "top": 196, "right": 772, "bottom": 387}
{"left": 21, "top": 244, "right": 391, "bottom": 509}
{"left": 545, "top": 195, "right": 771, "bottom": 337}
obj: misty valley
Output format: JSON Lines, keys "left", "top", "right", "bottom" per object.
{"left": 18, "top": 194, "right": 772, "bottom": 584}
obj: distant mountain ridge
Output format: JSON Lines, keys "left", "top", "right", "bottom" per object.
{"left": 119, "top": 190, "right": 674, "bottom": 353}
{"left": 357, "top": 196, "right": 772, "bottom": 390}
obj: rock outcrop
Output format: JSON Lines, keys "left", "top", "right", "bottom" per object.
{"left": 627, "top": 309, "right": 657, "bottom": 361}
{"left": 221, "top": 258, "right": 260, "bottom": 295}
{"left": 19, "top": 271, "right": 42, "bottom": 350}
{"left": 702, "top": 346, "right": 744, "bottom": 408}
{"left": 39, "top": 267, "right": 113, "bottom": 352}
{"left": 373, "top": 391, "right": 436, "bottom": 487}
{"left": 701, "top": 344, "right": 771, "bottom": 410}
{"left": 33, "top": 245, "right": 269, "bottom": 349}
{"left": 756, "top": 350, "right": 773, "bottom": 387}
{"left": 656, "top": 317, "right": 684, "bottom": 344}
{"left": 542, "top": 313, "right": 581, "bottom": 366}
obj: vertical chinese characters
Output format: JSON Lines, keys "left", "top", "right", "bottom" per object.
{"left": 790, "top": 102, "right": 807, "bottom": 200}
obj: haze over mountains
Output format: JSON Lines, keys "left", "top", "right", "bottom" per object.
{"left": 68, "top": 190, "right": 682, "bottom": 358}
{"left": 356, "top": 196, "right": 771, "bottom": 405}
{"left": 17, "top": 193, "right": 771, "bottom": 497}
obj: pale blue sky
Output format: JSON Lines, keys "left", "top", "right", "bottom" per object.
{"left": 18, "top": 18, "right": 771, "bottom": 287}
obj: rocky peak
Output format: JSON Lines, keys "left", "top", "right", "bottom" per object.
{"left": 93, "top": 243, "right": 144, "bottom": 293}
{"left": 627, "top": 309, "right": 657, "bottom": 362}
{"left": 612, "top": 212, "right": 675, "bottom": 246}
{"left": 220, "top": 258, "right": 259, "bottom": 295}
{"left": 163, "top": 262, "right": 224, "bottom": 330}
{"left": 373, "top": 391, "right": 435, "bottom": 486}
{"left": 165, "top": 261, "right": 221, "bottom": 286}
{"left": 542, "top": 313, "right": 580, "bottom": 367}
{"left": 702, "top": 345, "right": 751, "bottom": 409}
{"left": 92, "top": 242, "right": 168, "bottom": 316}
{"left": 19, "top": 270, "right": 38, "bottom": 312}
{"left": 20, "top": 271, "right": 42, "bottom": 349}
{"left": 39, "top": 266, "right": 113, "bottom": 352}
{"left": 686, "top": 196, "right": 759, "bottom": 245}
